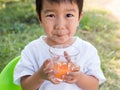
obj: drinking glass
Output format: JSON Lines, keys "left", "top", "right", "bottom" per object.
{"left": 49, "top": 45, "right": 80, "bottom": 81}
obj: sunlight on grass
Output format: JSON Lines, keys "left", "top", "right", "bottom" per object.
{"left": 79, "top": 9, "right": 116, "bottom": 32}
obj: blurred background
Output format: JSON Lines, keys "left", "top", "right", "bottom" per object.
{"left": 0, "top": 0, "right": 120, "bottom": 89}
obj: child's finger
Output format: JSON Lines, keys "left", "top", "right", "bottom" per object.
{"left": 63, "top": 74, "right": 77, "bottom": 83}
{"left": 42, "top": 59, "right": 51, "bottom": 67}
{"left": 72, "top": 65, "right": 80, "bottom": 72}
{"left": 51, "top": 78, "right": 61, "bottom": 84}
{"left": 43, "top": 67, "right": 53, "bottom": 74}
{"left": 48, "top": 75, "right": 61, "bottom": 84}
{"left": 43, "top": 59, "right": 54, "bottom": 70}
{"left": 64, "top": 51, "right": 71, "bottom": 62}
{"left": 53, "top": 55, "right": 60, "bottom": 62}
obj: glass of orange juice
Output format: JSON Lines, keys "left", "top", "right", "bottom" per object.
{"left": 49, "top": 45, "right": 80, "bottom": 81}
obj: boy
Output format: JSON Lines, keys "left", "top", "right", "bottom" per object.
{"left": 14, "top": 0, "right": 106, "bottom": 90}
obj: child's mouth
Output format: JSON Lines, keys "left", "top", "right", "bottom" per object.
{"left": 56, "top": 34, "right": 65, "bottom": 38}
{"left": 57, "top": 35, "right": 63, "bottom": 37}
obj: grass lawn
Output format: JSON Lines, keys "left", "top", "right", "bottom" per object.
{"left": 0, "top": 1, "right": 120, "bottom": 89}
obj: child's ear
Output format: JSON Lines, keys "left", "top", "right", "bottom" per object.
{"left": 36, "top": 13, "right": 40, "bottom": 21}
{"left": 36, "top": 13, "right": 43, "bottom": 26}
{"left": 77, "top": 12, "right": 83, "bottom": 26}
{"left": 78, "top": 12, "right": 83, "bottom": 22}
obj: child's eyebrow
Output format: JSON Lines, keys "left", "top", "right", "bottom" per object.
{"left": 43, "top": 8, "right": 77, "bottom": 14}
{"left": 66, "top": 9, "right": 76, "bottom": 12}
{"left": 43, "top": 9, "right": 54, "bottom": 14}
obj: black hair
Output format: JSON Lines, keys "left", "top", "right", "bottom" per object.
{"left": 36, "top": 0, "right": 83, "bottom": 21}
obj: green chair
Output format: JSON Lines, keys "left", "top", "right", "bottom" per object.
{"left": 0, "top": 56, "right": 22, "bottom": 90}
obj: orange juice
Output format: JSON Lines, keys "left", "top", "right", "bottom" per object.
{"left": 53, "top": 61, "right": 74, "bottom": 81}
{"left": 49, "top": 45, "right": 80, "bottom": 81}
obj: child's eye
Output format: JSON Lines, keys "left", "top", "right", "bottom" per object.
{"left": 66, "top": 14, "right": 73, "bottom": 17}
{"left": 46, "top": 14, "right": 55, "bottom": 18}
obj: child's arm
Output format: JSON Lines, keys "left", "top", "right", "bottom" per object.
{"left": 64, "top": 70, "right": 99, "bottom": 90}
{"left": 20, "top": 58, "right": 61, "bottom": 90}
{"left": 76, "top": 72, "right": 99, "bottom": 90}
{"left": 63, "top": 51, "right": 99, "bottom": 90}
{"left": 20, "top": 70, "right": 45, "bottom": 90}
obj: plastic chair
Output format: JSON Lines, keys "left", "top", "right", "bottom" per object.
{"left": 0, "top": 56, "right": 22, "bottom": 90}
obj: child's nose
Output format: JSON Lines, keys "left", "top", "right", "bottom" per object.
{"left": 55, "top": 17, "right": 66, "bottom": 30}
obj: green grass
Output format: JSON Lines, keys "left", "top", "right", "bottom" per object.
{"left": 0, "top": 1, "right": 120, "bottom": 89}
{"left": 0, "top": 1, "right": 44, "bottom": 71}
{"left": 79, "top": 10, "right": 117, "bottom": 31}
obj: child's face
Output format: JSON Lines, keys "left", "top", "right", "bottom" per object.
{"left": 40, "top": 1, "right": 81, "bottom": 45}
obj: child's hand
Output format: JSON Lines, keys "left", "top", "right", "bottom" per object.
{"left": 39, "top": 57, "right": 61, "bottom": 84}
{"left": 63, "top": 51, "right": 80, "bottom": 84}
{"left": 63, "top": 65, "right": 80, "bottom": 84}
